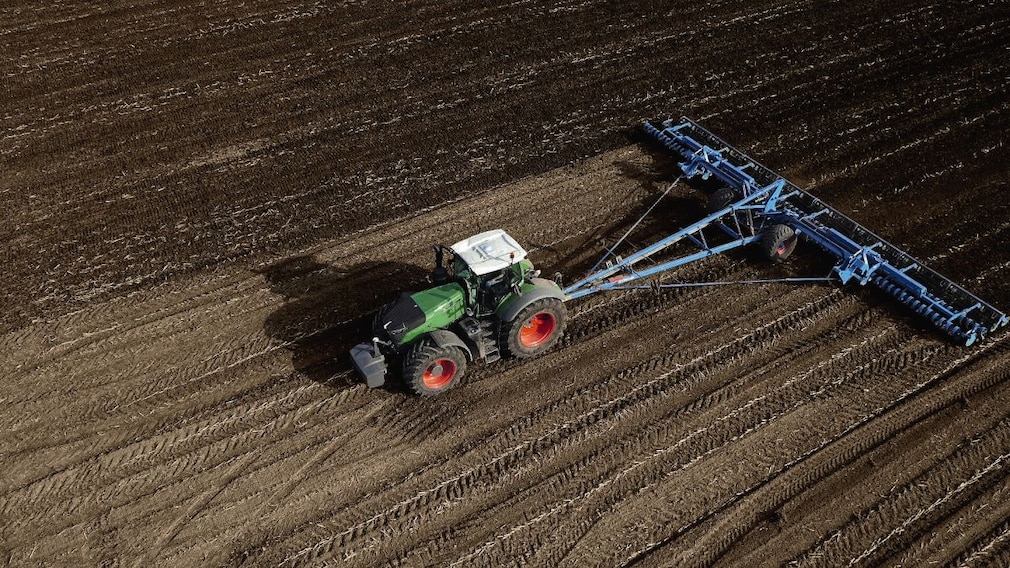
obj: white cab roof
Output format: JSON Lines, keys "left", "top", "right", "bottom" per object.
{"left": 451, "top": 229, "right": 528, "bottom": 276}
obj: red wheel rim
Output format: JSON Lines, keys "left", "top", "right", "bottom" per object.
{"left": 776, "top": 237, "right": 796, "bottom": 256}
{"left": 423, "top": 358, "right": 457, "bottom": 389}
{"left": 520, "top": 312, "right": 556, "bottom": 348}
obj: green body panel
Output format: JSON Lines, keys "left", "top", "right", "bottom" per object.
{"left": 394, "top": 257, "right": 544, "bottom": 346}
{"left": 493, "top": 276, "right": 561, "bottom": 317}
{"left": 515, "top": 259, "right": 534, "bottom": 278}
{"left": 399, "top": 283, "right": 467, "bottom": 345}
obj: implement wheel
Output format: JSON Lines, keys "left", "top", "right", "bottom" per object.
{"left": 502, "top": 298, "right": 567, "bottom": 359}
{"left": 402, "top": 340, "right": 466, "bottom": 396}
{"left": 761, "top": 224, "right": 798, "bottom": 262}
{"left": 708, "top": 187, "right": 737, "bottom": 214}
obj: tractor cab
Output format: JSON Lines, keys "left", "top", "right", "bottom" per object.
{"left": 433, "top": 229, "right": 536, "bottom": 315}
{"left": 449, "top": 229, "right": 528, "bottom": 279}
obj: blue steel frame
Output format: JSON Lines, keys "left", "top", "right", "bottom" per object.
{"left": 563, "top": 117, "right": 1008, "bottom": 346}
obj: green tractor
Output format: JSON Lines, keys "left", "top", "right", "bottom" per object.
{"left": 350, "top": 229, "right": 567, "bottom": 395}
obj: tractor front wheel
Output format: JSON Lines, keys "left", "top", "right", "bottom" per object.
{"left": 502, "top": 298, "right": 567, "bottom": 359}
{"left": 402, "top": 341, "right": 467, "bottom": 396}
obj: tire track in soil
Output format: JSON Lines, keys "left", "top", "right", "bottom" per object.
{"left": 199, "top": 401, "right": 392, "bottom": 567}
{"left": 626, "top": 335, "right": 1010, "bottom": 568}
{"left": 835, "top": 451, "right": 1010, "bottom": 568}
{"left": 367, "top": 293, "right": 921, "bottom": 561}
{"left": 3, "top": 372, "right": 349, "bottom": 519}
{"left": 952, "top": 519, "right": 1010, "bottom": 568}
{"left": 427, "top": 307, "right": 893, "bottom": 568}
{"left": 1, "top": 344, "right": 296, "bottom": 491}
{"left": 871, "top": 458, "right": 1010, "bottom": 568}
{"left": 0, "top": 268, "right": 268, "bottom": 410}
{"left": 135, "top": 451, "right": 259, "bottom": 568}
{"left": 1, "top": 383, "right": 392, "bottom": 565}
{"left": 787, "top": 400, "right": 1010, "bottom": 566}
{"left": 549, "top": 331, "right": 931, "bottom": 567}
{"left": 246, "top": 286, "right": 866, "bottom": 565}
{"left": 719, "top": 368, "right": 1010, "bottom": 568}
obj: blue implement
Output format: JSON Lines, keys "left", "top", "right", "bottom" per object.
{"left": 563, "top": 117, "right": 1007, "bottom": 346}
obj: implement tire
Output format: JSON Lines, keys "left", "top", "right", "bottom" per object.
{"left": 502, "top": 298, "right": 566, "bottom": 359}
{"left": 708, "top": 187, "right": 738, "bottom": 214}
{"left": 402, "top": 340, "right": 466, "bottom": 396}
{"left": 761, "top": 224, "right": 798, "bottom": 262}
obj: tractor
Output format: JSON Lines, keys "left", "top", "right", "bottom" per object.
{"left": 350, "top": 229, "right": 567, "bottom": 395}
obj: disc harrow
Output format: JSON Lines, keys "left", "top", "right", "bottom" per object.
{"left": 563, "top": 118, "right": 1007, "bottom": 346}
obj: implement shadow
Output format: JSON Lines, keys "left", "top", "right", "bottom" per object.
{"left": 610, "top": 126, "right": 938, "bottom": 334}
{"left": 541, "top": 126, "right": 836, "bottom": 287}
{"left": 259, "top": 256, "right": 427, "bottom": 390}
{"left": 534, "top": 127, "right": 722, "bottom": 279}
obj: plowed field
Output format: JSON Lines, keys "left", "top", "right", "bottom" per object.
{"left": 3, "top": 1, "right": 1010, "bottom": 566}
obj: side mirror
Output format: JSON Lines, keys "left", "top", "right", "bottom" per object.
{"left": 429, "top": 245, "right": 449, "bottom": 284}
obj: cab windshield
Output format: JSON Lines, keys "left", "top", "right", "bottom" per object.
{"left": 453, "top": 255, "right": 474, "bottom": 282}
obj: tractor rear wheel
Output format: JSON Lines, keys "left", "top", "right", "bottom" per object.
{"left": 502, "top": 298, "right": 567, "bottom": 359}
{"left": 402, "top": 340, "right": 466, "bottom": 396}
{"left": 761, "top": 224, "right": 798, "bottom": 262}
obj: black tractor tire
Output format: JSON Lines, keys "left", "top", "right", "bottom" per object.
{"left": 761, "top": 224, "right": 798, "bottom": 262}
{"left": 502, "top": 298, "right": 567, "bottom": 359}
{"left": 402, "top": 340, "right": 466, "bottom": 396}
{"left": 708, "top": 187, "right": 738, "bottom": 214}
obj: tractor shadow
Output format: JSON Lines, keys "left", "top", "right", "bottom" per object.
{"left": 259, "top": 255, "right": 428, "bottom": 391}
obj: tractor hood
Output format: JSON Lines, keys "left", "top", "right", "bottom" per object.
{"left": 376, "top": 282, "right": 466, "bottom": 345}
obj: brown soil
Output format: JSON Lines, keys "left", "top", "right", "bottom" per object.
{"left": 2, "top": 1, "right": 1010, "bottom": 566}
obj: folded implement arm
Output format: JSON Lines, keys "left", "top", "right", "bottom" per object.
{"left": 563, "top": 118, "right": 1007, "bottom": 346}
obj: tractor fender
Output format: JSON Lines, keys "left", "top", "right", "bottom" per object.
{"left": 427, "top": 328, "right": 474, "bottom": 361}
{"left": 498, "top": 278, "right": 566, "bottom": 322}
